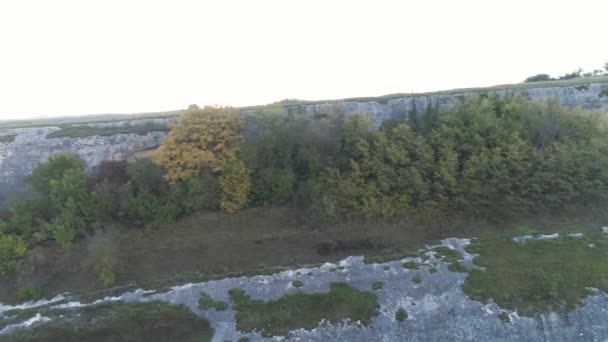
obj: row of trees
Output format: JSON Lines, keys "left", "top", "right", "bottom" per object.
{"left": 524, "top": 62, "right": 608, "bottom": 82}
{"left": 1, "top": 94, "right": 608, "bottom": 273}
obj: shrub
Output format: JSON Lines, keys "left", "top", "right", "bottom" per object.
{"left": 292, "top": 280, "right": 304, "bottom": 288}
{"left": 0, "top": 234, "right": 27, "bottom": 276}
{"left": 372, "top": 281, "right": 383, "bottom": 290}
{"left": 395, "top": 308, "right": 408, "bottom": 321}
{"left": 412, "top": 274, "right": 422, "bottom": 284}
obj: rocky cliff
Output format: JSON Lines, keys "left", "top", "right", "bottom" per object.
{"left": 1, "top": 82, "right": 607, "bottom": 201}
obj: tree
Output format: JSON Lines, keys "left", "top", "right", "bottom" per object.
{"left": 524, "top": 74, "right": 552, "bottom": 83}
{"left": 155, "top": 105, "right": 251, "bottom": 212}
{"left": 605, "top": 61, "right": 608, "bottom": 73}
{"left": 154, "top": 105, "right": 246, "bottom": 181}
{"left": 0, "top": 235, "right": 26, "bottom": 276}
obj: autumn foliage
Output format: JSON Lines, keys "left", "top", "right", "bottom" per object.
{"left": 154, "top": 105, "right": 251, "bottom": 212}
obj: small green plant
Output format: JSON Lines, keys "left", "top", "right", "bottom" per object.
{"left": 292, "top": 280, "right": 304, "bottom": 288}
{"left": 383, "top": 265, "right": 390, "bottom": 271}
{"left": 412, "top": 274, "right": 422, "bottom": 284}
{"left": 199, "top": 292, "right": 215, "bottom": 309}
{"left": 214, "top": 301, "right": 228, "bottom": 311}
{"left": 17, "top": 285, "right": 41, "bottom": 302}
{"left": 600, "top": 88, "right": 608, "bottom": 97}
{"left": 237, "top": 337, "right": 250, "bottom": 342}
{"left": 395, "top": 308, "right": 408, "bottom": 321}
{"left": 428, "top": 266, "right": 438, "bottom": 274}
{"left": 98, "top": 261, "right": 116, "bottom": 286}
{"left": 372, "top": 281, "right": 383, "bottom": 290}
{"left": 497, "top": 311, "right": 510, "bottom": 322}
{"left": 402, "top": 261, "right": 420, "bottom": 269}
{"left": 0, "top": 134, "right": 16, "bottom": 143}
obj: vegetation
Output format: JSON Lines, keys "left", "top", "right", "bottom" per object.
{"left": 371, "top": 281, "right": 383, "bottom": 290}
{"left": 292, "top": 280, "right": 304, "bottom": 288}
{"left": 497, "top": 311, "right": 510, "bottom": 323}
{"left": 2, "top": 93, "right": 608, "bottom": 303}
{"left": 0, "top": 134, "right": 16, "bottom": 143}
{"left": 395, "top": 308, "right": 408, "bottom": 321}
{"left": 524, "top": 65, "right": 606, "bottom": 83}
{"left": 229, "top": 282, "right": 378, "bottom": 337}
{"left": 402, "top": 261, "right": 420, "bottom": 270}
{"left": 45, "top": 123, "right": 169, "bottom": 139}
{"left": 0, "top": 234, "right": 27, "bottom": 276}
{"left": 462, "top": 233, "right": 608, "bottom": 315}
{"left": 3, "top": 301, "right": 214, "bottom": 342}
{"left": 412, "top": 274, "right": 422, "bottom": 284}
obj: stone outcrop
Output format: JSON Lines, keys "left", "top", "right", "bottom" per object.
{"left": 1, "top": 82, "right": 607, "bottom": 201}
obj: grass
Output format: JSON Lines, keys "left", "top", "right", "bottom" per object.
{"left": 371, "top": 281, "right": 383, "bottom": 290}
{"left": 199, "top": 291, "right": 229, "bottom": 311}
{"left": 0, "top": 134, "right": 16, "bottom": 143}
{"left": 412, "top": 274, "right": 422, "bottom": 284}
{"left": 402, "top": 261, "right": 420, "bottom": 269}
{"left": 462, "top": 232, "right": 608, "bottom": 316}
{"left": 395, "top": 308, "right": 408, "bottom": 321}
{"left": 600, "top": 87, "right": 608, "bottom": 97}
{"left": 229, "top": 282, "right": 378, "bottom": 337}
{"left": 2, "top": 301, "right": 214, "bottom": 342}
{"left": 0, "top": 111, "right": 182, "bottom": 130}
{"left": 428, "top": 267, "right": 438, "bottom": 274}
{"left": 497, "top": 311, "right": 510, "bottom": 323}
{"left": 292, "top": 280, "right": 304, "bottom": 288}
{"left": 2, "top": 204, "right": 608, "bottom": 305}
{"left": 45, "top": 123, "right": 169, "bottom": 139}
{"left": 432, "top": 246, "right": 467, "bottom": 272}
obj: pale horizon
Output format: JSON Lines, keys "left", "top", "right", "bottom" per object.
{"left": 1, "top": 0, "right": 607, "bottom": 120}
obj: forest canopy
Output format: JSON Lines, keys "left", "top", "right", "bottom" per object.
{"left": 1, "top": 94, "right": 608, "bottom": 274}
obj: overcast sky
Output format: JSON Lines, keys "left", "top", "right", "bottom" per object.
{"left": 0, "top": 0, "right": 607, "bottom": 120}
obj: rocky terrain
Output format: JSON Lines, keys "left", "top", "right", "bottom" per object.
{"left": 1, "top": 237, "right": 607, "bottom": 342}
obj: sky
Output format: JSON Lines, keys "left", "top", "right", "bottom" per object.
{"left": 0, "top": 0, "right": 607, "bottom": 120}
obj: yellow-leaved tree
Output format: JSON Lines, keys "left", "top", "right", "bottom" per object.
{"left": 154, "top": 105, "right": 251, "bottom": 212}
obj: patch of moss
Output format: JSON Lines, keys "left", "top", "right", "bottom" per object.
{"left": 383, "top": 265, "right": 390, "bottom": 271}
{"left": 462, "top": 234, "right": 608, "bottom": 315}
{"left": 229, "top": 282, "right": 378, "bottom": 337}
{"left": 395, "top": 308, "right": 408, "bottom": 321}
{"left": 412, "top": 274, "right": 422, "bottom": 284}
{"left": 199, "top": 291, "right": 228, "bottom": 311}
{"left": 3, "top": 301, "right": 214, "bottom": 342}
{"left": 432, "top": 246, "right": 467, "bottom": 272}
{"left": 402, "top": 261, "right": 420, "bottom": 269}
{"left": 0, "top": 134, "right": 16, "bottom": 143}
{"left": 292, "top": 280, "right": 304, "bottom": 288}
{"left": 497, "top": 311, "right": 510, "bottom": 322}
{"left": 372, "top": 281, "right": 383, "bottom": 290}
{"left": 214, "top": 301, "right": 228, "bottom": 311}
{"left": 428, "top": 267, "right": 438, "bottom": 274}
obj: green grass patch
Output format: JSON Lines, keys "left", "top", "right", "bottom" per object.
{"left": 412, "top": 274, "right": 422, "bottom": 284}
{"left": 402, "top": 261, "right": 420, "bottom": 269}
{"left": 432, "top": 246, "right": 467, "bottom": 272}
{"left": 497, "top": 311, "right": 510, "bottom": 323}
{"left": 462, "top": 234, "right": 608, "bottom": 315}
{"left": 371, "top": 281, "right": 383, "bottom": 290}
{"left": 0, "top": 134, "right": 16, "bottom": 143}
{"left": 600, "top": 87, "right": 608, "bottom": 97}
{"left": 3, "top": 301, "right": 214, "bottom": 342}
{"left": 428, "top": 266, "right": 438, "bottom": 274}
{"left": 229, "top": 282, "right": 378, "bottom": 337}
{"left": 292, "top": 280, "right": 304, "bottom": 288}
{"left": 45, "top": 123, "right": 169, "bottom": 139}
{"left": 199, "top": 291, "right": 229, "bottom": 311}
{"left": 395, "top": 308, "right": 408, "bottom": 321}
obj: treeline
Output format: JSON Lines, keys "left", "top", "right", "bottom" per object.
{"left": 2, "top": 94, "right": 608, "bottom": 274}
{"left": 524, "top": 62, "right": 608, "bottom": 82}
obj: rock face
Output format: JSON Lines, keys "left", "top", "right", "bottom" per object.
{"left": 0, "top": 118, "right": 174, "bottom": 203}
{"left": 1, "top": 83, "right": 607, "bottom": 201}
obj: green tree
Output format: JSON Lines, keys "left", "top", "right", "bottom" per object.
{"left": 0, "top": 234, "right": 27, "bottom": 276}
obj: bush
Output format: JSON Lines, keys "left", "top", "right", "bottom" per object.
{"left": 395, "top": 308, "right": 408, "bottom": 321}
{"left": 524, "top": 74, "right": 553, "bottom": 83}
{"left": 0, "top": 234, "right": 27, "bottom": 276}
